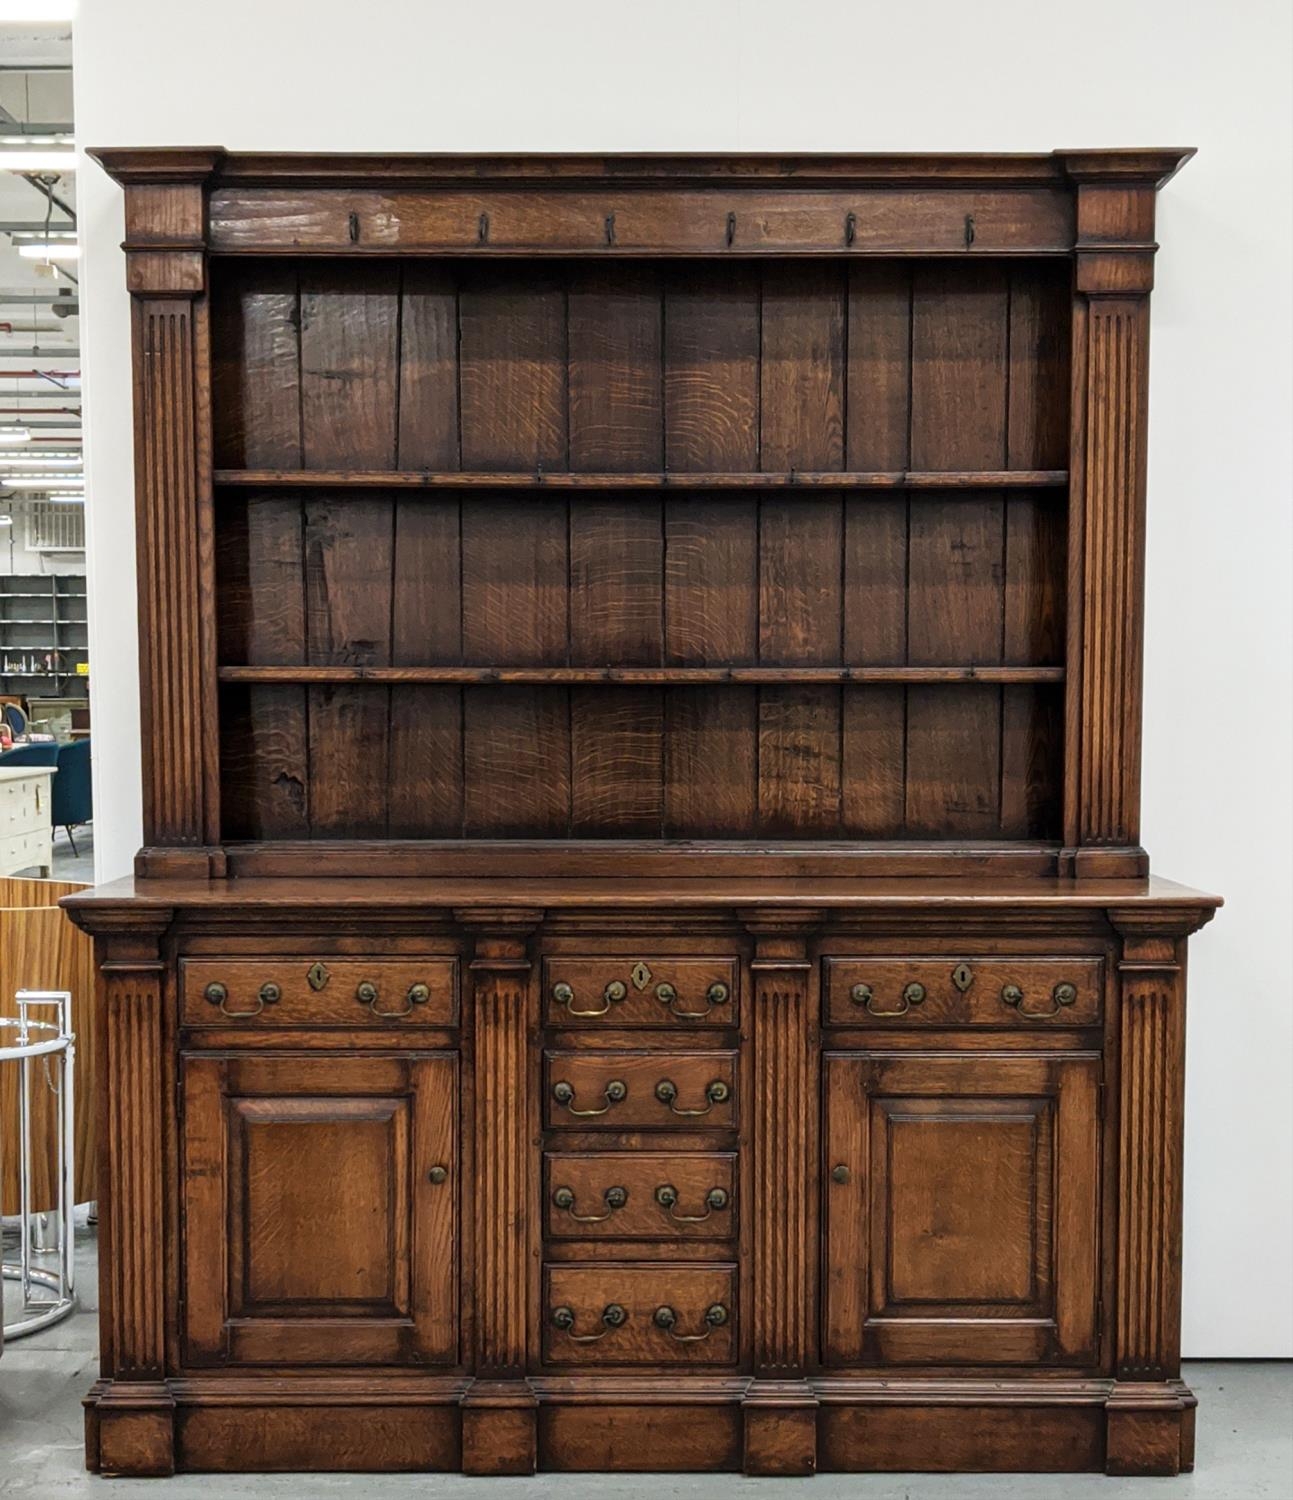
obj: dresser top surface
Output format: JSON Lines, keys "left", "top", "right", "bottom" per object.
{"left": 62, "top": 873, "right": 1220, "bottom": 915}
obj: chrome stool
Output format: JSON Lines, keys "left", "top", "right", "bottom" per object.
{"left": 1, "top": 989, "right": 76, "bottom": 1342}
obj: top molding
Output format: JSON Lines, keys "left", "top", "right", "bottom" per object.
{"left": 89, "top": 147, "right": 1196, "bottom": 191}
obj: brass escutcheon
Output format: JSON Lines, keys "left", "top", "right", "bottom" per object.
{"left": 306, "top": 962, "right": 331, "bottom": 991}
{"left": 951, "top": 963, "right": 974, "bottom": 993}
{"left": 630, "top": 962, "right": 652, "bottom": 991}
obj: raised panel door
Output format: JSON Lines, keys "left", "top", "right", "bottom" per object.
{"left": 823, "top": 1051, "right": 1100, "bottom": 1367}
{"left": 181, "top": 1051, "right": 458, "bottom": 1367}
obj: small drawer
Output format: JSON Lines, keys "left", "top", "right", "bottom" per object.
{"left": 544, "top": 1152, "right": 736, "bottom": 1240}
{"left": 543, "top": 1264, "right": 736, "bottom": 1366}
{"left": 545, "top": 1051, "right": 736, "bottom": 1130}
{"left": 823, "top": 956, "right": 1103, "bottom": 1027}
{"left": 180, "top": 958, "right": 458, "bottom": 1027}
{"left": 543, "top": 956, "right": 738, "bottom": 1026}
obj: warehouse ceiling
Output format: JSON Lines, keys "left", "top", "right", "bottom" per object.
{"left": 0, "top": 15, "right": 80, "bottom": 510}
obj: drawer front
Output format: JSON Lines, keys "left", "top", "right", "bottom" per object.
{"left": 544, "top": 1152, "right": 736, "bottom": 1240}
{"left": 0, "top": 775, "right": 46, "bottom": 834}
{"left": 823, "top": 957, "right": 1103, "bottom": 1027}
{"left": 0, "top": 825, "right": 50, "bottom": 873}
{"left": 180, "top": 958, "right": 458, "bottom": 1027}
{"left": 543, "top": 1264, "right": 736, "bottom": 1366}
{"left": 545, "top": 1051, "right": 736, "bottom": 1130}
{"left": 542, "top": 956, "right": 738, "bottom": 1027}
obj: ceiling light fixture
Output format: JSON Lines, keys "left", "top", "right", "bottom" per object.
{"left": 3, "top": 475, "right": 83, "bottom": 489}
{"left": 17, "top": 243, "right": 81, "bottom": 260}
{"left": 0, "top": 151, "right": 76, "bottom": 173}
{"left": 0, "top": 2, "right": 78, "bottom": 21}
{"left": 0, "top": 456, "right": 82, "bottom": 468}
{"left": 0, "top": 426, "right": 32, "bottom": 446}
{"left": 47, "top": 492, "right": 84, "bottom": 503}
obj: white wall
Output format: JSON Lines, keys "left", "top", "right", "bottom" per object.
{"left": 73, "top": 0, "right": 1292, "bottom": 1357}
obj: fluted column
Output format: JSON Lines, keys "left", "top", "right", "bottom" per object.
{"left": 1105, "top": 906, "right": 1216, "bottom": 1476}
{"left": 741, "top": 909, "right": 821, "bottom": 1476}
{"left": 116, "top": 155, "right": 225, "bottom": 876}
{"left": 1063, "top": 172, "right": 1160, "bottom": 878}
{"left": 456, "top": 909, "right": 542, "bottom": 1475}
{"left": 72, "top": 912, "right": 176, "bottom": 1476}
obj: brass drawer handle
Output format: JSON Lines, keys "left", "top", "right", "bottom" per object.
{"left": 552, "top": 1184, "right": 628, "bottom": 1222}
{"left": 1001, "top": 980, "right": 1079, "bottom": 1019}
{"left": 204, "top": 980, "right": 279, "bottom": 1018}
{"left": 552, "top": 1079, "right": 628, "bottom": 1117}
{"left": 655, "top": 980, "right": 731, "bottom": 1019}
{"left": 850, "top": 980, "right": 926, "bottom": 1017}
{"left": 552, "top": 978, "right": 627, "bottom": 1017}
{"left": 551, "top": 1303, "right": 627, "bottom": 1341}
{"left": 653, "top": 1303, "right": 728, "bottom": 1341}
{"left": 356, "top": 979, "right": 431, "bottom": 1018}
{"left": 655, "top": 1184, "right": 729, "bottom": 1222}
{"left": 654, "top": 1078, "right": 730, "bottom": 1116}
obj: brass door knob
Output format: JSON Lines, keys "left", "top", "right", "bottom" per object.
{"left": 831, "top": 1164, "right": 851, "bottom": 1185}
{"left": 428, "top": 1165, "right": 448, "bottom": 1185}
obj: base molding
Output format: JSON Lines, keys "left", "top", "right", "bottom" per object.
{"left": 1105, "top": 1380, "right": 1197, "bottom": 1477}
{"left": 84, "top": 1373, "right": 1198, "bottom": 1478}
{"left": 742, "top": 1379, "right": 819, "bottom": 1475}
{"left": 460, "top": 1378, "right": 538, "bottom": 1476}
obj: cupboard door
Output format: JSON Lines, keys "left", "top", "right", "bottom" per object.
{"left": 182, "top": 1052, "right": 458, "bottom": 1367}
{"left": 823, "top": 1051, "right": 1100, "bottom": 1367}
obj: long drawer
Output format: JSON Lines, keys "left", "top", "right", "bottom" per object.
{"left": 542, "top": 956, "right": 738, "bottom": 1027}
{"left": 180, "top": 958, "right": 459, "bottom": 1027}
{"left": 543, "top": 1264, "right": 737, "bottom": 1366}
{"left": 822, "top": 956, "right": 1104, "bottom": 1027}
{"left": 544, "top": 1151, "right": 736, "bottom": 1240}
{"left": 544, "top": 1051, "right": 736, "bottom": 1130}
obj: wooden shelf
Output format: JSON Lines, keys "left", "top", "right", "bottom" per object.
{"left": 218, "top": 665, "right": 1065, "bottom": 686}
{"left": 213, "top": 468, "right": 1069, "bottom": 492}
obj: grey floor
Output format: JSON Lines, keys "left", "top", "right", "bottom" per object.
{"left": 2, "top": 1223, "right": 1289, "bottom": 1498}
{"left": 13, "top": 823, "right": 95, "bottom": 885}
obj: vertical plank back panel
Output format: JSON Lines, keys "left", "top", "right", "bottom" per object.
{"left": 569, "top": 499, "right": 664, "bottom": 835}
{"left": 568, "top": 269, "right": 663, "bottom": 471}
{"left": 663, "top": 496, "right": 758, "bottom": 836}
{"left": 212, "top": 265, "right": 308, "bottom": 839}
{"left": 459, "top": 272, "right": 567, "bottom": 470}
{"left": 663, "top": 267, "right": 759, "bottom": 472}
{"left": 462, "top": 496, "right": 569, "bottom": 835}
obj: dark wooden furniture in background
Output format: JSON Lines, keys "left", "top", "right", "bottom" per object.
{"left": 65, "top": 148, "right": 1219, "bottom": 1479}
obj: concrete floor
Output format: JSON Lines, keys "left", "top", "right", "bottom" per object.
{"left": 2, "top": 1223, "right": 1290, "bottom": 1498}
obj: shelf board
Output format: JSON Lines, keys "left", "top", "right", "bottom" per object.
{"left": 218, "top": 664, "right": 1065, "bottom": 686}
{"left": 213, "top": 468, "right": 1069, "bottom": 493}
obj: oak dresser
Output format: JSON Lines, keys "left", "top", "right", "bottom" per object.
{"left": 65, "top": 148, "right": 1220, "bottom": 1479}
